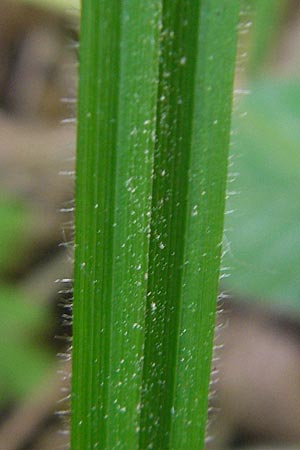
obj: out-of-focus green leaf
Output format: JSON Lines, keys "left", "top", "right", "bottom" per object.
{"left": 246, "top": 0, "right": 289, "bottom": 76}
{"left": 20, "top": 0, "right": 79, "bottom": 14}
{"left": 0, "top": 286, "right": 52, "bottom": 404}
{"left": 224, "top": 79, "right": 300, "bottom": 309}
{"left": 0, "top": 198, "right": 32, "bottom": 274}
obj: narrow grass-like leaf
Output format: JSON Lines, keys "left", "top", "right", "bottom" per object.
{"left": 73, "top": 1, "right": 239, "bottom": 449}
{"left": 72, "top": 2, "right": 161, "bottom": 449}
{"left": 140, "top": 2, "right": 240, "bottom": 449}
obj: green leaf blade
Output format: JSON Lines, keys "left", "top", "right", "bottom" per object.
{"left": 140, "top": 1, "right": 240, "bottom": 449}
{"left": 72, "top": 2, "right": 161, "bottom": 449}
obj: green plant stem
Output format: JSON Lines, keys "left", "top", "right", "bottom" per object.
{"left": 72, "top": 2, "right": 161, "bottom": 449}
{"left": 140, "top": 1, "right": 240, "bottom": 449}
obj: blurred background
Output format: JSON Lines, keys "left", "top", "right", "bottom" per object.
{"left": 0, "top": 1, "right": 299, "bottom": 449}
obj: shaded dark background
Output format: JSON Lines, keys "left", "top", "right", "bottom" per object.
{"left": 0, "top": 1, "right": 299, "bottom": 449}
